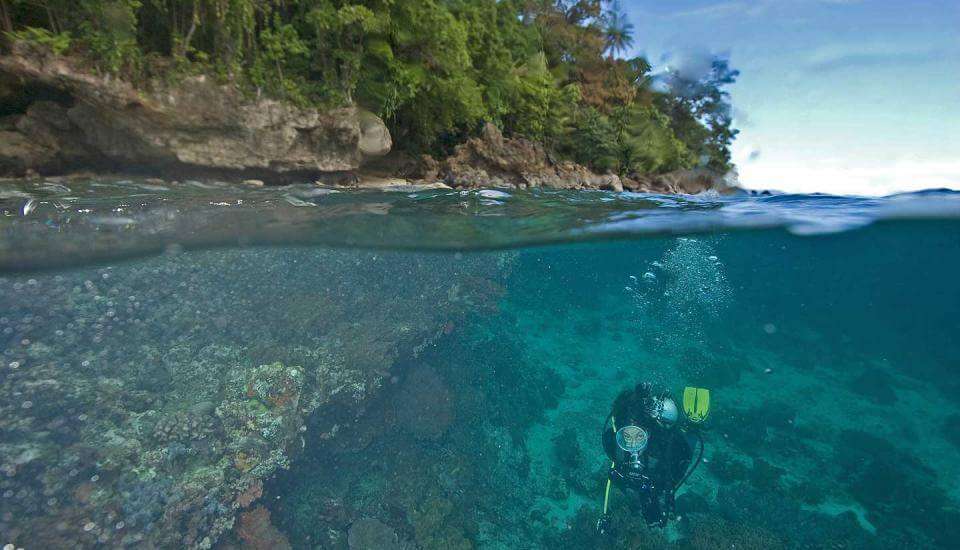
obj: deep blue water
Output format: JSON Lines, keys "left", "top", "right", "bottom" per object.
{"left": 1, "top": 179, "right": 959, "bottom": 549}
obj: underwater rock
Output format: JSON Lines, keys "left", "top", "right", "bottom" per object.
{"left": 347, "top": 518, "right": 400, "bottom": 550}
{"left": 833, "top": 428, "right": 960, "bottom": 545}
{"left": 679, "top": 514, "right": 786, "bottom": 550}
{"left": 0, "top": 42, "right": 390, "bottom": 179}
{"left": 409, "top": 496, "right": 473, "bottom": 550}
{"left": 236, "top": 506, "right": 291, "bottom": 550}
{"left": 395, "top": 365, "right": 454, "bottom": 440}
{"left": 748, "top": 457, "right": 786, "bottom": 490}
{"left": 942, "top": 414, "right": 960, "bottom": 448}
{"left": 236, "top": 480, "right": 263, "bottom": 509}
{"left": 552, "top": 427, "right": 583, "bottom": 468}
{"left": 0, "top": 247, "right": 513, "bottom": 549}
{"left": 847, "top": 368, "right": 898, "bottom": 405}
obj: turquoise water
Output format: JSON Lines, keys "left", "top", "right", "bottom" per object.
{"left": 1, "top": 179, "right": 959, "bottom": 549}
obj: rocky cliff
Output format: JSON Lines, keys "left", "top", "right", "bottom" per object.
{"left": 436, "top": 123, "right": 726, "bottom": 194}
{"left": 440, "top": 123, "right": 625, "bottom": 191}
{"left": 0, "top": 42, "right": 391, "bottom": 180}
{"left": 1, "top": 42, "right": 726, "bottom": 194}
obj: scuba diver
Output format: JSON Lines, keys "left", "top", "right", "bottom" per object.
{"left": 596, "top": 383, "right": 709, "bottom": 533}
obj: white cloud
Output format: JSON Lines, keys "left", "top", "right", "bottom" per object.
{"left": 805, "top": 43, "right": 946, "bottom": 72}
{"left": 662, "top": 1, "right": 768, "bottom": 19}
{"left": 661, "top": 0, "right": 865, "bottom": 19}
{"left": 737, "top": 156, "right": 960, "bottom": 196}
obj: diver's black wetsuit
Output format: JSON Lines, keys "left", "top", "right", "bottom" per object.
{"left": 602, "top": 384, "right": 694, "bottom": 527}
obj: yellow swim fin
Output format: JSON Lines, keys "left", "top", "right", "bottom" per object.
{"left": 683, "top": 387, "right": 711, "bottom": 423}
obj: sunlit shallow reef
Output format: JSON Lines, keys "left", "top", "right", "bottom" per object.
{"left": 0, "top": 247, "right": 511, "bottom": 547}
{"left": 1, "top": 183, "right": 959, "bottom": 549}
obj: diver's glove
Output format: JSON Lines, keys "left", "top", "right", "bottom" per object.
{"left": 596, "top": 514, "right": 612, "bottom": 535}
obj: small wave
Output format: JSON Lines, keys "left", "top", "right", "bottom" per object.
{"left": 1, "top": 178, "right": 959, "bottom": 272}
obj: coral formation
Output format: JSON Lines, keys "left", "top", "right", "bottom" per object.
{"left": 395, "top": 365, "right": 454, "bottom": 441}
{"left": 0, "top": 247, "right": 513, "bottom": 549}
{"left": 236, "top": 506, "right": 292, "bottom": 550}
{"left": 679, "top": 515, "right": 786, "bottom": 550}
{"left": 348, "top": 518, "right": 401, "bottom": 550}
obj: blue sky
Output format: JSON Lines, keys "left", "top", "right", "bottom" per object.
{"left": 620, "top": 0, "right": 960, "bottom": 195}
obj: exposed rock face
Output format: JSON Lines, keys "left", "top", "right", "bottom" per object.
{"left": 442, "top": 123, "right": 623, "bottom": 191}
{"left": 624, "top": 169, "right": 728, "bottom": 194}
{"left": 440, "top": 122, "right": 727, "bottom": 194}
{"left": 0, "top": 42, "right": 391, "bottom": 178}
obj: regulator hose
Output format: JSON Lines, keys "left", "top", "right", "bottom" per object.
{"left": 673, "top": 431, "right": 704, "bottom": 494}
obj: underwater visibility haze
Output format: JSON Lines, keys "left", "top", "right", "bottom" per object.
{"left": 1, "top": 180, "right": 960, "bottom": 549}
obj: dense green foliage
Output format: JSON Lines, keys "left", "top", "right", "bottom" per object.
{"left": 2, "top": 0, "right": 738, "bottom": 174}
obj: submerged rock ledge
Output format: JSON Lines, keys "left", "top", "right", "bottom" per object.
{"left": 0, "top": 248, "right": 512, "bottom": 548}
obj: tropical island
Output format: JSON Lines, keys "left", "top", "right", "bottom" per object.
{"left": 0, "top": 0, "right": 738, "bottom": 192}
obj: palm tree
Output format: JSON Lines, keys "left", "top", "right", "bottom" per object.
{"left": 603, "top": 0, "right": 635, "bottom": 59}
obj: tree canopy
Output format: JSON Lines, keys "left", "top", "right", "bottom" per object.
{"left": 2, "top": 0, "right": 739, "bottom": 175}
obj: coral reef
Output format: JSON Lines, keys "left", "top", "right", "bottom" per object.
{"left": 833, "top": 429, "right": 960, "bottom": 547}
{"left": 0, "top": 247, "right": 513, "bottom": 549}
{"left": 153, "top": 411, "right": 217, "bottom": 443}
{"left": 679, "top": 515, "right": 786, "bottom": 550}
{"left": 395, "top": 365, "right": 454, "bottom": 441}
{"left": 348, "top": 518, "right": 401, "bottom": 550}
{"left": 236, "top": 506, "right": 292, "bottom": 550}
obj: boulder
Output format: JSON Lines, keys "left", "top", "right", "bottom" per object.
{"left": 624, "top": 169, "right": 727, "bottom": 194}
{"left": 0, "top": 42, "right": 391, "bottom": 178}
{"left": 0, "top": 128, "right": 56, "bottom": 176}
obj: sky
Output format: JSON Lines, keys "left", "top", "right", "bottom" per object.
{"left": 621, "top": 0, "right": 960, "bottom": 195}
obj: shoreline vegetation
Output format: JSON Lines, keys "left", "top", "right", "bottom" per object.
{"left": 0, "top": 1, "right": 738, "bottom": 192}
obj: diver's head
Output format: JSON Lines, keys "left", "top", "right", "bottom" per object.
{"left": 652, "top": 396, "right": 679, "bottom": 427}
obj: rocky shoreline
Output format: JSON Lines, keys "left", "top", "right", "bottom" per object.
{"left": 1, "top": 42, "right": 728, "bottom": 195}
